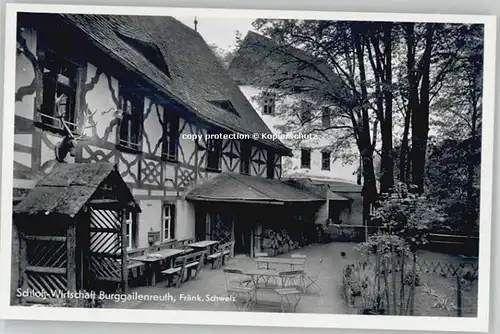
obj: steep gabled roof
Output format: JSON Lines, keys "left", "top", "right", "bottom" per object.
{"left": 13, "top": 163, "right": 140, "bottom": 216}
{"left": 228, "top": 31, "right": 341, "bottom": 93}
{"left": 57, "top": 14, "right": 290, "bottom": 155}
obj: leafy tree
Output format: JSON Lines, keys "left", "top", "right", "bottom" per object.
{"left": 231, "top": 19, "right": 483, "bottom": 237}
{"left": 244, "top": 20, "right": 381, "bottom": 226}
{"left": 370, "top": 182, "right": 446, "bottom": 314}
{"left": 401, "top": 23, "right": 476, "bottom": 193}
{"left": 208, "top": 43, "right": 237, "bottom": 69}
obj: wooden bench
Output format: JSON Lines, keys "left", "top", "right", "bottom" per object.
{"left": 161, "top": 250, "right": 206, "bottom": 287}
{"left": 178, "top": 238, "right": 194, "bottom": 246}
{"left": 93, "top": 259, "right": 145, "bottom": 292}
{"left": 206, "top": 241, "right": 234, "bottom": 269}
{"left": 127, "top": 240, "right": 179, "bottom": 258}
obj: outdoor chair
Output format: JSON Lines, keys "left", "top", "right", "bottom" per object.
{"left": 223, "top": 269, "right": 256, "bottom": 311}
{"left": 184, "top": 251, "right": 206, "bottom": 281}
{"left": 275, "top": 270, "right": 304, "bottom": 313}
{"left": 162, "top": 256, "right": 187, "bottom": 288}
{"left": 291, "top": 253, "right": 307, "bottom": 270}
{"left": 207, "top": 243, "right": 227, "bottom": 269}
{"left": 255, "top": 252, "right": 269, "bottom": 269}
{"left": 301, "top": 258, "right": 324, "bottom": 295}
{"left": 222, "top": 241, "right": 235, "bottom": 265}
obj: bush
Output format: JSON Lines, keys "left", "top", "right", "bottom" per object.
{"left": 404, "top": 269, "right": 420, "bottom": 286}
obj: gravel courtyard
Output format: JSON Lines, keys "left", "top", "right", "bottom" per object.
{"left": 105, "top": 242, "right": 477, "bottom": 316}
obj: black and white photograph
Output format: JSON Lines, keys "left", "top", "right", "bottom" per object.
{"left": 0, "top": 4, "right": 496, "bottom": 332}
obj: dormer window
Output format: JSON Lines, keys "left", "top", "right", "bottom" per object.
{"left": 116, "top": 30, "right": 171, "bottom": 78}
{"left": 208, "top": 100, "right": 240, "bottom": 116}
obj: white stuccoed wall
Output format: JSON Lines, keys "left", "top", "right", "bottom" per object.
{"left": 238, "top": 85, "right": 359, "bottom": 182}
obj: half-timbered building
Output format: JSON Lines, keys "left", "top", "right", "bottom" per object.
{"left": 12, "top": 12, "right": 328, "bottom": 296}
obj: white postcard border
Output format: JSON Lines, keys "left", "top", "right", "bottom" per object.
{"left": 0, "top": 3, "right": 496, "bottom": 332}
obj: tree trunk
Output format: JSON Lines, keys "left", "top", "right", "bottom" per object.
{"left": 354, "top": 26, "right": 378, "bottom": 229}
{"left": 404, "top": 23, "right": 418, "bottom": 187}
{"left": 411, "top": 23, "right": 434, "bottom": 193}
{"left": 399, "top": 110, "right": 411, "bottom": 183}
{"left": 380, "top": 23, "right": 394, "bottom": 193}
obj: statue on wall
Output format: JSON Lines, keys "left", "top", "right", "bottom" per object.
{"left": 53, "top": 94, "right": 91, "bottom": 163}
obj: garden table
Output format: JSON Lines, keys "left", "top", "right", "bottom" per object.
{"left": 241, "top": 269, "right": 304, "bottom": 311}
{"left": 254, "top": 257, "right": 306, "bottom": 270}
{"left": 188, "top": 240, "right": 220, "bottom": 262}
{"left": 243, "top": 269, "right": 284, "bottom": 287}
{"left": 130, "top": 248, "right": 186, "bottom": 286}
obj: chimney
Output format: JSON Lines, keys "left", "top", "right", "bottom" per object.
{"left": 194, "top": 17, "right": 198, "bottom": 32}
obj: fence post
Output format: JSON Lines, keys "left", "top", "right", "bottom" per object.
{"left": 456, "top": 276, "right": 462, "bottom": 317}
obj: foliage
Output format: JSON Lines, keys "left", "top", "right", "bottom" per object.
{"left": 243, "top": 19, "right": 483, "bottom": 211}
{"left": 425, "top": 137, "right": 481, "bottom": 234}
{"left": 371, "top": 182, "right": 447, "bottom": 250}
{"left": 322, "top": 224, "right": 360, "bottom": 242}
{"left": 355, "top": 187, "right": 444, "bottom": 316}
{"left": 343, "top": 263, "right": 386, "bottom": 313}
{"left": 422, "top": 283, "right": 457, "bottom": 312}
{"left": 356, "top": 233, "right": 411, "bottom": 260}
{"left": 208, "top": 43, "right": 238, "bottom": 69}
{"left": 262, "top": 228, "right": 295, "bottom": 254}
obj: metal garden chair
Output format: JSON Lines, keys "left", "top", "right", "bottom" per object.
{"left": 275, "top": 270, "right": 304, "bottom": 313}
{"left": 222, "top": 269, "right": 255, "bottom": 311}
{"left": 301, "top": 258, "right": 323, "bottom": 295}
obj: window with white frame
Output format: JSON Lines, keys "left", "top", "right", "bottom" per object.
{"left": 118, "top": 87, "right": 143, "bottom": 151}
{"left": 162, "top": 203, "right": 176, "bottom": 241}
{"left": 39, "top": 46, "right": 79, "bottom": 132}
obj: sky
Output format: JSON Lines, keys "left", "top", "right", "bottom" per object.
{"left": 175, "top": 16, "right": 255, "bottom": 51}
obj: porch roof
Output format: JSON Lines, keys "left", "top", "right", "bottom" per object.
{"left": 327, "top": 191, "right": 350, "bottom": 201}
{"left": 186, "top": 173, "right": 324, "bottom": 204}
{"left": 13, "top": 163, "right": 140, "bottom": 217}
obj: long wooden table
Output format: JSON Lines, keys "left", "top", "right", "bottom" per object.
{"left": 254, "top": 257, "right": 306, "bottom": 270}
{"left": 130, "top": 248, "right": 190, "bottom": 286}
{"left": 188, "top": 240, "right": 220, "bottom": 262}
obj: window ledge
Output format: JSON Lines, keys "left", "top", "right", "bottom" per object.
{"left": 161, "top": 156, "right": 179, "bottom": 164}
{"left": 116, "top": 143, "right": 142, "bottom": 155}
{"left": 34, "top": 120, "right": 79, "bottom": 137}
